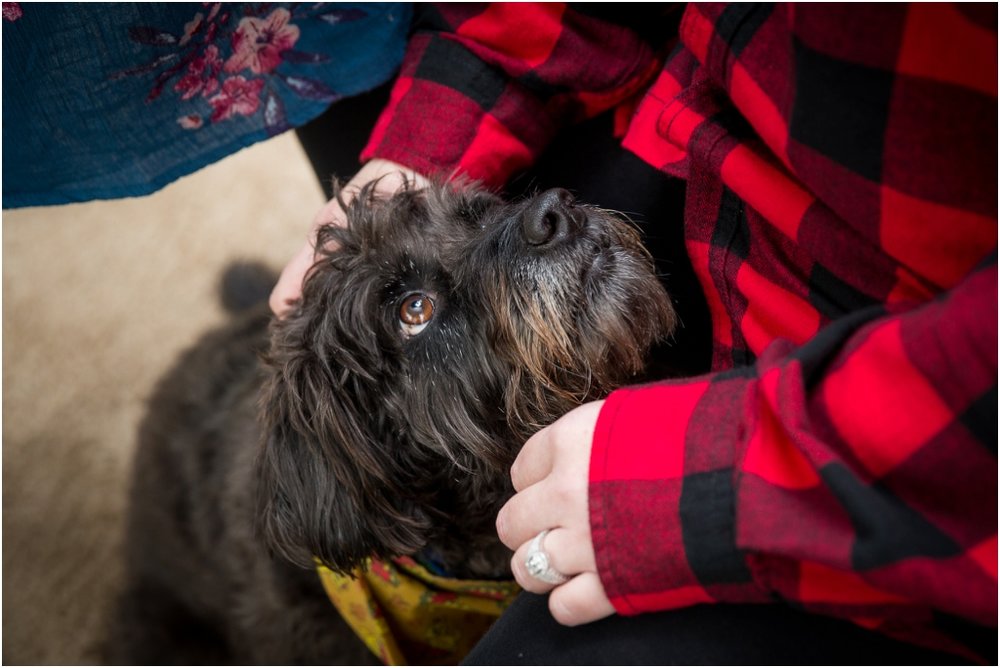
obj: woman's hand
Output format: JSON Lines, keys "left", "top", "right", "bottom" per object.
{"left": 269, "top": 158, "right": 429, "bottom": 317}
{"left": 496, "top": 400, "right": 616, "bottom": 626}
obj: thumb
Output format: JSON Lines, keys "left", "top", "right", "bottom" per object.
{"left": 269, "top": 239, "right": 318, "bottom": 317}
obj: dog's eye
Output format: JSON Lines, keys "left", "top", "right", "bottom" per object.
{"left": 399, "top": 292, "right": 435, "bottom": 336}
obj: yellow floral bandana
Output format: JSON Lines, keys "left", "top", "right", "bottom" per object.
{"left": 316, "top": 556, "right": 520, "bottom": 665}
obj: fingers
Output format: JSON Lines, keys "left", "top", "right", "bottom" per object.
{"left": 497, "top": 469, "right": 589, "bottom": 551}
{"left": 509, "top": 400, "right": 605, "bottom": 492}
{"left": 497, "top": 478, "right": 560, "bottom": 550}
{"left": 312, "top": 194, "right": 348, "bottom": 228}
{"left": 269, "top": 240, "right": 319, "bottom": 317}
{"left": 509, "top": 425, "right": 556, "bottom": 492}
{"left": 509, "top": 528, "right": 615, "bottom": 627}
{"left": 548, "top": 572, "right": 616, "bottom": 626}
{"left": 270, "top": 159, "right": 429, "bottom": 318}
{"left": 499, "top": 399, "right": 610, "bottom": 628}
{"left": 509, "top": 527, "right": 596, "bottom": 593}
{"left": 270, "top": 194, "right": 348, "bottom": 317}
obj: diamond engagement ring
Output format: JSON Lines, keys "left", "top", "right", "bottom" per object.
{"left": 525, "top": 529, "right": 569, "bottom": 585}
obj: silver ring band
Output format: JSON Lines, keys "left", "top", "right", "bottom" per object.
{"left": 524, "top": 529, "right": 569, "bottom": 585}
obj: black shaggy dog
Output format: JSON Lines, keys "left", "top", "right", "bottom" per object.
{"left": 112, "top": 182, "right": 676, "bottom": 664}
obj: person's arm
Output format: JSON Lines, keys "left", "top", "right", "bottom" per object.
{"left": 499, "top": 256, "right": 997, "bottom": 661}
{"left": 359, "top": 3, "right": 668, "bottom": 189}
{"left": 589, "top": 254, "right": 997, "bottom": 641}
{"left": 498, "top": 5, "right": 997, "bottom": 660}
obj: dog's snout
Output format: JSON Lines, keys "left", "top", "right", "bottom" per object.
{"left": 521, "top": 188, "right": 585, "bottom": 248}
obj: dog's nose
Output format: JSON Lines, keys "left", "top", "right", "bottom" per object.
{"left": 521, "top": 188, "right": 585, "bottom": 248}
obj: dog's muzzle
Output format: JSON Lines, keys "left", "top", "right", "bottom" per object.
{"left": 520, "top": 188, "right": 587, "bottom": 249}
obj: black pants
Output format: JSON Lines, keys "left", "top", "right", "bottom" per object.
{"left": 463, "top": 593, "right": 972, "bottom": 665}
{"left": 295, "top": 86, "right": 980, "bottom": 666}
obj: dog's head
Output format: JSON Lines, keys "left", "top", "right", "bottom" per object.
{"left": 258, "top": 181, "right": 676, "bottom": 576}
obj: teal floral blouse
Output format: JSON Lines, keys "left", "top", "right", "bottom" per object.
{"left": 2, "top": 2, "right": 411, "bottom": 208}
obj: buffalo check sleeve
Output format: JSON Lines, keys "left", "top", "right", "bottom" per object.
{"left": 360, "top": 4, "right": 665, "bottom": 188}
{"left": 593, "top": 4, "right": 996, "bottom": 661}
{"left": 591, "top": 256, "right": 997, "bottom": 658}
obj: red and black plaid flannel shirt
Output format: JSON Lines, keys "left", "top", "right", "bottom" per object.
{"left": 362, "top": 3, "right": 998, "bottom": 660}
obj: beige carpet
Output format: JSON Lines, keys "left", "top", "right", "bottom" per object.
{"left": 2, "top": 133, "right": 325, "bottom": 664}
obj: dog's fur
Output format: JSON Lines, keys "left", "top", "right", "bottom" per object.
{"left": 111, "top": 183, "right": 676, "bottom": 664}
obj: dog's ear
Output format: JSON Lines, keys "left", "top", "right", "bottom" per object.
{"left": 255, "top": 303, "right": 433, "bottom": 574}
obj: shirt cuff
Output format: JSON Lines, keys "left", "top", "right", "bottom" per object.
{"left": 589, "top": 378, "right": 769, "bottom": 615}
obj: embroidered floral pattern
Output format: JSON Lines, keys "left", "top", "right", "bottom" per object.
{"left": 225, "top": 8, "right": 299, "bottom": 74}
{"left": 177, "top": 114, "right": 204, "bottom": 130}
{"left": 112, "top": 3, "right": 366, "bottom": 134}
{"left": 208, "top": 75, "right": 265, "bottom": 122}
{"left": 174, "top": 43, "right": 222, "bottom": 100}
{"left": 2, "top": 2, "right": 22, "bottom": 22}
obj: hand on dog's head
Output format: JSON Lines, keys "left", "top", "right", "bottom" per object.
{"left": 258, "top": 180, "right": 676, "bottom": 578}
